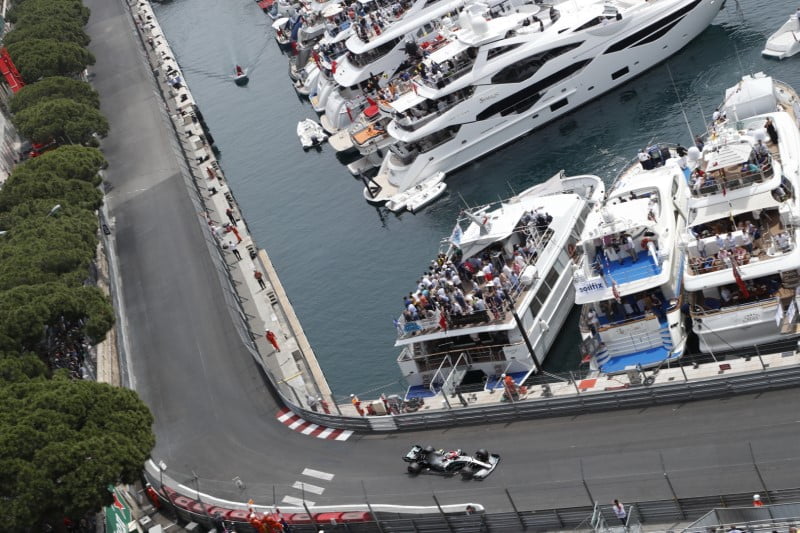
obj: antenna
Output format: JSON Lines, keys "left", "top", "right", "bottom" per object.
{"left": 507, "top": 180, "right": 517, "bottom": 196}
{"left": 732, "top": 42, "right": 746, "bottom": 78}
{"left": 666, "top": 63, "right": 694, "bottom": 144}
{"left": 457, "top": 191, "right": 470, "bottom": 209}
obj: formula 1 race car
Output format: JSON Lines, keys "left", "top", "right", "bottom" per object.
{"left": 403, "top": 445, "right": 500, "bottom": 480}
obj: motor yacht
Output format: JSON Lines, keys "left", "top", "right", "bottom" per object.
{"left": 683, "top": 73, "right": 800, "bottom": 354}
{"left": 394, "top": 172, "right": 604, "bottom": 400}
{"left": 573, "top": 144, "right": 689, "bottom": 374}
{"left": 363, "top": 0, "right": 726, "bottom": 204}
{"left": 761, "top": 9, "right": 800, "bottom": 60}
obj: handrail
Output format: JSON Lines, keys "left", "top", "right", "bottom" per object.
{"left": 689, "top": 293, "right": 782, "bottom": 316}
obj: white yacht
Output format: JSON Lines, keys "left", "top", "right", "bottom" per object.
{"left": 363, "top": 0, "right": 725, "bottom": 203}
{"left": 395, "top": 172, "right": 604, "bottom": 399}
{"left": 683, "top": 73, "right": 800, "bottom": 354}
{"left": 573, "top": 144, "right": 689, "bottom": 374}
{"left": 762, "top": 10, "right": 800, "bottom": 60}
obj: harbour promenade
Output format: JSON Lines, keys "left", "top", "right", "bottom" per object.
{"left": 84, "top": 0, "right": 800, "bottom": 527}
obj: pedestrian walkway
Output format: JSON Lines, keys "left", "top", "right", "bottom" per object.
{"left": 276, "top": 408, "right": 353, "bottom": 441}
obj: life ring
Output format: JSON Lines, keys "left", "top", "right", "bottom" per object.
{"left": 640, "top": 238, "right": 651, "bottom": 250}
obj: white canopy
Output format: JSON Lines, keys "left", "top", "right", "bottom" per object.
{"left": 689, "top": 190, "right": 777, "bottom": 227}
{"left": 703, "top": 142, "right": 753, "bottom": 170}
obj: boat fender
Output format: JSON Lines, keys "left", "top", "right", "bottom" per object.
{"left": 641, "top": 238, "right": 651, "bottom": 250}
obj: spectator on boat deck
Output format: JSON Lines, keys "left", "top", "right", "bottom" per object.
{"left": 751, "top": 140, "right": 769, "bottom": 163}
{"left": 718, "top": 248, "right": 732, "bottom": 267}
{"left": 777, "top": 232, "right": 791, "bottom": 252}
{"left": 474, "top": 298, "right": 486, "bottom": 312}
{"left": 623, "top": 232, "right": 637, "bottom": 262}
{"left": 722, "top": 232, "right": 735, "bottom": 250}
{"left": 765, "top": 117, "right": 779, "bottom": 144}
{"left": 637, "top": 149, "right": 650, "bottom": 170}
{"left": 721, "top": 286, "right": 733, "bottom": 305}
{"left": 695, "top": 135, "right": 705, "bottom": 151}
{"left": 741, "top": 231, "right": 753, "bottom": 253}
{"left": 587, "top": 308, "right": 600, "bottom": 338}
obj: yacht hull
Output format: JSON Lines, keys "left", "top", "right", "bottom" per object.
{"left": 369, "top": 0, "right": 725, "bottom": 202}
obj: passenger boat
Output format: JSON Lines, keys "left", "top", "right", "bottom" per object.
{"left": 762, "top": 10, "right": 800, "bottom": 60}
{"left": 395, "top": 172, "right": 604, "bottom": 400}
{"left": 683, "top": 73, "right": 800, "bottom": 354}
{"left": 297, "top": 118, "right": 328, "bottom": 148}
{"left": 362, "top": 0, "right": 726, "bottom": 204}
{"left": 573, "top": 144, "right": 689, "bottom": 374}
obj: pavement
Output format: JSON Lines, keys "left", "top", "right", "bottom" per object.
{"left": 84, "top": 0, "right": 800, "bottom": 520}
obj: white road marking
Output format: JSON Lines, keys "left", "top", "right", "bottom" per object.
{"left": 335, "top": 430, "right": 353, "bottom": 441}
{"left": 292, "top": 481, "right": 325, "bottom": 495}
{"left": 302, "top": 468, "right": 334, "bottom": 481}
{"left": 282, "top": 495, "right": 314, "bottom": 507}
{"left": 288, "top": 419, "right": 305, "bottom": 430}
{"left": 301, "top": 423, "right": 319, "bottom": 435}
{"left": 277, "top": 411, "right": 294, "bottom": 422}
{"left": 317, "top": 428, "right": 334, "bottom": 439}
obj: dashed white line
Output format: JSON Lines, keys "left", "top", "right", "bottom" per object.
{"left": 302, "top": 468, "right": 334, "bottom": 481}
{"left": 288, "top": 419, "right": 304, "bottom": 430}
{"left": 277, "top": 411, "right": 294, "bottom": 422}
{"left": 335, "top": 430, "right": 353, "bottom": 441}
{"left": 316, "top": 428, "right": 334, "bottom": 439}
{"left": 282, "top": 495, "right": 314, "bottom": 507}
{"left": 292, "top": 481, "right": 325, "bottom": 495}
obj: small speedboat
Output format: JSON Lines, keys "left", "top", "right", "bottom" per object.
{"left": 762, "top": 12, "right": 800, "bottom": 59}
{"left": 384, "top": 172, "right": 445, "bottom": 212}
{"left": 406, "top": 181, "right": 447, "bottom": 213}
{"left": 233, "top": 65, "right": 249, "bottom": 86}
{"left": 297, "top": 118, "right": 327, "bottom": 149}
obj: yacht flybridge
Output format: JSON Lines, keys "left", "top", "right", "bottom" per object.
{"left": 363, "top": 0, "right": 725, "bottom": 204}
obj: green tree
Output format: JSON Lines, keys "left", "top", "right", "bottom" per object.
{"left": 0, "top": 170, "right": 103, "bottom": 212}
{"left": 0, "top": 351, "right": 47, "bottom": 383}
{"left": 0, "top": 378, "right": 155, "bottom": 529}
{"left": 10, "top": 145, "right": 106, "bottom": 184}
{"left": 12, "top": 97, "right": 107, "bottom": 145}
{"left": 8, "top": 0, "right": 90, "bottom": 26}
{"left": 10, "top": 77, "right": 99, "bottom": 114}
{"left": 3, "top": 19, "right": 91, "bottom": 48}
{"left": 7, "top": 40, "right": 95, "bottom": 83}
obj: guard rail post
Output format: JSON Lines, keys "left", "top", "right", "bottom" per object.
{"left": 749, "top": 441, "right": 772, "bottom": 504}
{"left": 432, "top": 494, "right": 455, "bottom": 533}
{"left": 505, "top": 488, "right": 526, "bottom": 530}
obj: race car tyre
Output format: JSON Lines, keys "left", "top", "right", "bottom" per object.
{"left": 475, "top": 449, "right": 489, "bottom": 462}
{"left": 460, "top": 468, "right": 474, "bottom": 480}
{"left": 407, "top": 462, "right": 423, "bottom": 475}
{"left": 424, "top": 445, "right": 435, "bottom": 455}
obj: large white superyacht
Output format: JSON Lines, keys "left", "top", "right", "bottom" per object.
{"left": 683, "top": 73, "right": 800, "bottom": 354}
{"left": 394, "top": 172, "right": 604, "bottom": 400}
{"left": 573, "top": 145, "right": 689, "bottom": 374}
{"left": 363, "top": 0, "right": 725, "bottom": 204}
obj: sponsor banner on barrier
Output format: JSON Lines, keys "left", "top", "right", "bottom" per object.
{"left": 574, "top": 277, "right": 607, "bottom": 295}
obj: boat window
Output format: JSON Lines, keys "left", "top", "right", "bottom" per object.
{"left": 603, "top": 0, "right": 701, "bottom": 54}
{"left": 573, "top": 17, "right": 603, "bottom": 32}
{"left": 491, "top": 42, "right": 583, "bottom": 84}
{"left": 549, "top": 98, "right": 568, "bottom": 112}
{"left": 487, "top": 43, "right": 522, "bottom": 60}
{"left": 417, "top": 125, "right": 462, "bottom": 153}
{"left": 611, "top": 66, "right": 629, "bottom": 80}
{"left": 544, "top": 266, "right": 560, "bottom": 291}
{"left": 477, "top": 59, "right": 591, "bottom": 120}
{"left": 529, "top": 293, "right": 544, "bottom": 317}
{"left": 349, "top": 37, "right": 402, "bottom": 67}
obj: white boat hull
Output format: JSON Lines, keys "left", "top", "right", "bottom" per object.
{"left": 297, "top": 119, "right": 328, "bottom": 148}
{"left": 367, "top": 0, "right": 725, "bottom": 202}
{"left": 406, "top": 182, "right": 447, "bottom": 213}
{"left": 762, "top": 15, "right": 800, "bottom": 59}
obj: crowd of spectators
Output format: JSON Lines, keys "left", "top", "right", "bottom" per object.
{"left": 45, "top": 317, "right": 91, "bottom": 380}
{"left": 400, "top": 209, "right": 552, "bottom": 329}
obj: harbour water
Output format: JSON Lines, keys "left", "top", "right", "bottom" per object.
{"left": 151, "top": 0, "right": 800, "bottom": 398}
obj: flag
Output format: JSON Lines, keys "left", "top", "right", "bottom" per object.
{"left": 611, "top": 281, "right": 621, "bottom": 304}
{"left": 731, "top": 258, "right": 750, "bottom": 299}
{"left": 450, "top": 223, "right": 463, "bottom": 246}
{"left": 439, "top": 312, "right": 448, "bottom": 332}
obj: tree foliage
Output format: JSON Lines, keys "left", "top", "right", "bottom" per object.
{"left": 10, "top": 146, "right": 105, "bottom": 184}
{"left": 0, "top": 379, "right": 155, "bottom": 529}
{"left": 3, "top": 19, "right": 91, "bottom": 48}
{"left": 12, "top": 97, "right": 107, "bottom": 145}
{"left": 0, "top": 169, "right": 103, "bottom": 212}
{"left": 8, "top": 0, "right": 90, "bottom": 26}
{"left": 11, "top": 77, "right": 99, "bottom": 114}
{"left": 7, "top": 40, "right": 95, "bottom": 83}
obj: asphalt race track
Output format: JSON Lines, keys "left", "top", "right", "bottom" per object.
{"left": 86, "top": 0, "right": 800, "bottom": 514}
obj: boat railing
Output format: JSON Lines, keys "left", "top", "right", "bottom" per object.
{"left": 690, "top": 161, "right": 772, "bottom": 198}
{"left": 688, "top": 292, "right": 782, "bottom": 317}
{"left": 687, "top": 228, "right": 795, "bottom": 276}
{"left": 393, "top": 89, "right": 473, "bottom": 132}
{"left": 411, "top": 343, "right": 515, "bottom": 373}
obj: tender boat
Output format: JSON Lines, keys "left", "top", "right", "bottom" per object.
{"left": 406, "top": 181, "right": 447, "bottom": 213}
{"left": 297, "top": 118, "right": 328, "bottom": 148}
{"left": 762, "top": 11, "right": 800, "bottom": 60}
{"left": 385, "top": 172, "right": 445, "bottom": 212}
{"left": 233, "top": 65, "right": 249, "bottom": 86}
{"left": 363, "top": 0, "right": 726, "bottom": 204}
{"left": 394, "top": 172, "right": 604, "bottom": 401}
{"left": 683, "top": 73, "right": 800, "bottom": 354}
{"left": 573, "top": 143, "right": 689, "bottom": 374}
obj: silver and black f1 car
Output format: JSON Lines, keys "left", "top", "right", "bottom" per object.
{"left": 403, "top": 445, "right": 500, "bottom": 480}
